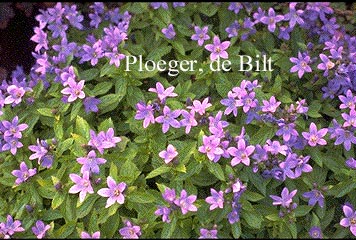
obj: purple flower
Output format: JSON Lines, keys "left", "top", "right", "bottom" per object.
{"left": 119, "top": 221, "right": 141, "bottom": 239}
{"left": 198, "top": 135, "right": 224, "bottom": 162}
{"left": 265, "top": 139, "right": 288, "bottom": 156}
{"left": 284, "top": 2, "right": 304, "bottom": 28}
{"left": 339, "top": 89, "right": 356, "bottom": 110}
{"left": 11, "top": 161, "right": 37, "bottom": 185}
{"left": 0, "top": 215, "right": 25, "bottom": 238}
{"left": 30, "top": 27, "right": 49, "bottom": 53}
{"left": 180, "top": 110, "right": 198, "bottom": 134}
{"left": 225, "top": 20, "right": 240, "bottom": 38}
{"left": 32, "top": 220, "right": 51, "bottom": 239}
{"left": 77, "top": 150, "right": 107, "bottom": 174}
{"left": 303, "top": 189, "right": 324, "bottom": 208}
{"left": 278, "top": 26, "right": 292, "bottom": 40}
{"left": 2, "top": 116, "right": 28, "bottom": 139}
{"left": 155, "top": 106, "right": 181, "bottom": 133}
{"left": 276, "top": 122, "right": 299, "bottom": 142}
{"left": 346, "top": 158, "right": 356, "bottom": 169}
{"left": 260, "top": 8, "right": 284, "bottom": 32}
{"left": 253, "top": 7, "right": 266, "bottom": 23}
{"left": 105, "top": 47, "right": 125, "bottom": 67}
{"left": 205, "top": 188, "right": 224, "bottom": 210}
{"left": 191, "top": 26, "right": 210, "bottom": 46}
{"left": 60, "top": 79, "right": 85, "bottom": 102}
{"left": 309, "top": 226, "right": 322, "bottom": 239}
{"left": 220, "top": 90, "right": 239, "bottom": 117}
{"left": 159, "top": 144, "right": 178, "bottom": 164}
{"left": 97, "top": 176, "right": 126, "bottom": 208}
{"left": 270, "top": 187, "right": 297, "bottom": 208}
{"left": 205, "top": 36, "right": 230, "bottom": 61}
{"left": 199, "top": 228, "right": 218, "bottom": 239}
{"left": 154, "top": 206, "right": 171, "bottom": 223}
{"left": 174, "top": 189, "right": 198, "bottom": 214}
{"left": 342, "top": 109, "right": 356, "bottom": 128}
{"left": 80, "top": 231, "right": 100, "bottom": 239}
{"left": 4, "top": 84, "right": 26, "bottom": 106}
{"left": 80, "top": 41, "right": 104, "bottom": 66}
{"left": 228, "top": 2, "right": 243, "bottom": 14}
{"left": 186, "top": 97, "right": 212, "bottom": 115}
{"left": 162, "top": 187, "right": 176, "bottom": 203}
{"left": 227, "top": 139, "right": 255, "bottom": 166}
{"left": 68, "top": 171, "right": 94, "bottom": 202}
{"left": 28, "top": 138, "right": 48, "bottom": 162}
{"left": 151, "top": 2, "right": 168, "bottom": 9}
{"left": 262, "top": 96, "right": 281, "bottom": 113}
{"left": 340, "top": 204, "right": 356, "bottom": 236}
{"left": 173, "top": 2, "right": 185, "bottom": 8}
{"left": 135, "top": 101, "right": 155, "bottom": 128}
{"left": 317, "top": 54, "right": 335, "bottom": 77}
{"left": 148, "top": 82, "right": 178, "bottom": 102}
{"left": 64, "top": 4, "right": 83, "bottom": 30}
{"left": 334, "top": 128, "right": 356, "bottom": 151}
{"left": 290, "top": 52, "right": 312, "bottom": 78}
{"left": 294, "top": 155, "right": 313, "bottom": 178}
{"left": 302, "top": 122, "right": 328, "bottom": 147}
{"left": 236, "top": 91, "right": 258, "bottom": 113}
{"left": 83, "top": 97, "right": 101, "bottom": 113}
{"left": 162, "top": 23, "right": 176, "bottom": 40}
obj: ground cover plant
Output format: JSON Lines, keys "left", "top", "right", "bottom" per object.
{"left": 0, "top": 2, "right": 356, "bottom": 239}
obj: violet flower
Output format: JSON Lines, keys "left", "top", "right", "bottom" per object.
{"left": 317, "top": 54, "right": 335, "bottom": 77}
{"left": 148, "top": 82, "right": 178, "bottom": 102}
{"left": 339, "top": 89, "right": 356, "bottom": 110}
{"left": 262, "top": 96, "right": 281, "bottom": 113}
{"left": 205, "top": 36, "right": 230, "bottom": 61}
{"left": 135, "top": 101, "right": 155, "bottom": 128}
{"left": 340, "top": 204, "right": 356, "bottom": 236}
{"left": 119, "top": 221, "right": 141, "bottom": 239}
{"left": 68, "top": 171, "right": 94, "bottom": 202}
{"left": 205, "top": 188, "right": 224, "bottom": 210}
{"left": 290, "top": 52, "right": 312, "bottom": 78}
{"left": 97, "top": 176, "right": 126, "bottom": 208}
{"left": 302, "top": 122, "right": 328, "bottom": 147}
{"left": 302, "top": 189, "right": 324, "bottom": 208}
{"left": 260, "top": 8, "right": 284, "bottom": 32}
{"left": 83, "top": 97, "right": 101, "bottom": 113}
{"left": 155, "top": 106, "right": 181, "bottom": 133}
{"left": 227, "top": 139, "right": 255, "bottom": 166}
{"left": 270, "top": 187, "right": 297, "bottom": 208}
{"left": 60, "top": 78, "right": 85, "bottom": 102}
{"left": 80, "top": 231, "right": 100, "bottom": 239}
{"left": 180, "top": 110, "right": 198, "bottom": 134}
{"left": 162, "top": 23, "right": 176, "bottom": 40}
{"left": 77, "top": 150, "right": 107, "bottom": 174}
{"left": 159, "top": 144, "right": 178, "bottom": 164}
{"left": 199, "top": 228, "right": 218, "bottom": 239}
{"left": 32, "top": 220, "right": 51, "bottom": 239}
{"left": 198, "top": 135, "right": 224, "bottom": 162}
{"left": 174, "top": 189, "right": 198, "bottom": 214}
{"left": 11, "top": 161, "right": 37, "bottom": 185}
{"left": 0, "top": 215, "right": 25, "bottom": 238}
{"left": 191, "top": 26, "right": 210, "bottom": 46}
{"left": 4, "top": 85, "right": 26, "bottom": 106}
{"left": 309, "top": 226, "right": 322, "bottom": 239}
{"left": 186, "top": 97, "right": 212, "bottom": 115}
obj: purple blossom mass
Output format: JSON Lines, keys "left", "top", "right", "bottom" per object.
{"left": 270, "top": 187, "right": 297, "bottom": 208}
{"left": 77, "top": 150, "right": 107, "bottom": 174}
{"left": 155, "top": 106, "right": 181, "bottom": 133}
{"left": 290, "top": 52, "right": 312, "bottom": 78}
{"left": 162, "top": 24, "right": 176, "bottom": 40}
{"left": 11, "top": 161, "right": 37, "bottom": 185}
{"left": 119, "top": 221, "right": 141, "bottom": 239}
{"left": 302, "top": 122, "right": 328, "bottom": 147}
{"left": 205, "top": 36, "right": 230, "bottom": 61}
{"left": 32, "top": 220, "right": 51, "bottom": 239}
{"left": 340, "top": 204, "right": 356, "bottom": 236}
{"left": 260, "top": 8, "right": 284, "bottom": 32}
{"left": 60, "top": 79, "right": 85, "bottom": 102}
{"left": 174, "top": 189, "right": 198, "bottom": 215}
{"left": 135, "top": 101, "right": 155, "bottom": 128}
{"left": 227, "top": 139, "right": 255, "bottom": 166}
{"left": 191, "top": 26, "right": 210, "bottom": 46}
{"left": 80, "top": 231, "right": 100, "bottom": 239}
{"left": 148, "top": 82, "right": 178, "bottom": 102}
{"left": 97, "top": 176, "right": 126, "bottom": 208}
{"left": 159, "top": 144, "right": 178, "bottom": 164}
{"left": 68, "top": 171, "right": 94, "bottom": 202}
{"left": 205, "top": 188, "right": 224, "bottom": 210}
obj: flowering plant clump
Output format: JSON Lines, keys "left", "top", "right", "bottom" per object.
{"left": 0, "top": 1, "right": 356, "bottom": 239}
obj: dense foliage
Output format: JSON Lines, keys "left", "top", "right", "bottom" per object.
{"left": 0, "top": 2, "right": 356, "bottom": 239}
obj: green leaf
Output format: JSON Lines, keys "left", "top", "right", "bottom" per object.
{"left": 286, "top": 221, "right": 297, "bottom": 239}
{"left": 37, "top": 108, "right": 54, "bottom": 117}
{"left": 119, "top": 159, "right": 141, "bottom": 184}
{"left": 76, "top": 195, "right": 99, "bottom": 218}
{"left": 307, "top": 100, "right": 322, "bottom": 118}
{"left": 100, "top": 61, "right": 117, "bottom": 77}
{"left": 161, "top": 216, "right": 177, "bottom": 238}
{"left": 244, "top": 190, "right": 265, "bottom": 202}
{"left": 80, "top": 68, "right": 99, "bottom": 81}
{"left": 109, "top": 162, "right": 118, "bottom": 179}
{"left": 146, "top": 46, "right": 172, "bottom": 62}
{"left": 98, "top": 118, "right": 114, "bottom": 132}
{"left": 215, "top": 73, "right": 233, "bottom": 97}
{"left": 52, "top": 192, "right": 65, "bottom": 210}
{"left": 231, "top": 222, "right": 241, "bottom": 238}
{"left": 329, "top": 180, "right": 356, "bottom": 198}
{"left": 241, "top": 210, "right": 263, "bottom": 229}
{"left": 127, "top": 191, "right": 156, "bottom": 203}
{"left": 57, "top": 138, "right": 74, "bottom": 156}
{"left": 294, "top": 205, "right": 313, "bottom": 217}
{"left": 249, "top": 126, "right": 276, "bottom": 145}
{"left": 53, "top": 221, "right": 76, "bottom": 238}
{"left": 171, "top": 41, "right": 185, "bottom": 56}
{"left": 92, "top": 82, "right": 113, "bottom": 96}
{"left": 146, "top": 166, "right": 171, "bottom": 179}
{"left": 206, "top": 161, "right": 225, "bottom": 181}
{"left": 54, "top": 119, "right": 64, "bottom": 140}
{"left": 76, "top": 115, "right": 90, "bottom": 140}
{"left": 98, "top": 94, "right": 123, "bottom": 114}
{"left": 70, "top": 101, "right": 82, "bottom": 121}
